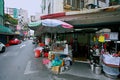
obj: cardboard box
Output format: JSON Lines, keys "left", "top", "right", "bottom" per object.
{"left": 51, "top": 66, "right": 60, "bottom": 74}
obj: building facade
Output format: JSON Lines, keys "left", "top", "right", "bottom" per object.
{"left": 0, "top": 0, "right": 13, "bottom": 44}
{"left": 18, "top": 8, "right": 28, "bottom": 29}
{"left": 37, "top": 0, "right": 120, "bottom": 60}
{"left": 0, "top": 0, "right": 4, "bottom": 25}
{"left": 40, "top": 0, "right": 120, "bottom": 15}
{"left": 41, "top": 0, "right": 64, "bottom": 15}
{"left": 5, "top": 8, "right": 29, "bottom": 30}
{"left": 5, "top": 7, "right": 29, "bottom": 39}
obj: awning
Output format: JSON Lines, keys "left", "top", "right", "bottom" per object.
{"left": 0, "top": 25, "right": 14, "bottom": 34}
{"left": 28, "top": 19, "right": 73, "bottom": 36}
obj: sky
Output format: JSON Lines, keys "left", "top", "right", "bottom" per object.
{"left": 4, "top": 0, "right": 42, "bottom": 16}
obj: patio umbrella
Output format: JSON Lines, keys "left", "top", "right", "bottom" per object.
{"left": 28, "top": 19, "right": 74, "bottom": 35}
{"left": 39, "top": 19, "right": 73, "bottom": 34}
{"left": 41, "top": 19, "right": 73, "bottom": 28}
{"left": 28, "top": 21, "right": 41, "bottom": 30}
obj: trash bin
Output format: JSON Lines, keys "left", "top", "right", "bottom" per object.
{"left": 95, "top": 64, "right": 102, "bottom": 75}
{"left": 35, "top": 49, "right": 41, "bottom": 58}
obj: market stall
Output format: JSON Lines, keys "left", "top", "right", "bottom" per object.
{"left": 42, "top": 41, "right": 72, "bottom": 74}
{"left": 89, "top": 32, "right": 120, "bottom": 77}
{"left": 102, "top": 53, "right": 120, "bottom": 78}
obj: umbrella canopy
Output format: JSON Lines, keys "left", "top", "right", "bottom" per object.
{"left": 39, "top": 19, "right": 73, "bottom": 34}
{"left": 41, "top": 19, "right": 73, "bottom": 28}
{"left": 28, "top": 21, "right": 41, "bottom": 30}
{"left": 28, "top": 19, "right": 73, "bottom": 35}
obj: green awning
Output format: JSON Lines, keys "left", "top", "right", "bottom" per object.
{"left": 28, "top": 21, "right": 41, "bottom": 30}
{"left": 0, "top": 25, "right": 14, "bottom": 34}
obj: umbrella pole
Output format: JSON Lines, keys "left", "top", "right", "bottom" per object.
{"left": 50, "top": 33, "right": 52, "bottom": 46}
{"left": 63, "top": 33, "right": 65, "bottom": 40}
{"left": 54, "top": 33, "right": 57, "bottom": 41}
{"left": 115, "top": 41, "right": 117, "bottom": 53}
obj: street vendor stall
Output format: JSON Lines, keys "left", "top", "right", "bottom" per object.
{"left": 101, "top": 53, "right": 120, "bottom": 78}
{"left": 89, "top": 31, "right": 120, "bottom": 77}
{"left": 42, "top": 41, "right": 72, "bottom": 74}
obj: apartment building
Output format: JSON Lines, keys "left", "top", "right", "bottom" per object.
{"left": 41, "top": 0, "right": 120, "bottom": 15}
{"left": 5, "top": 7, "right": 29, "bottom": 29}
{"left": 41, "top": 0, "right": 63, "bottom": 15}
{"left": 18, "top": 8, "right": 29, "bottom": 29}
{"left": 0, "top": 0, "right": 13, "bottom": 44}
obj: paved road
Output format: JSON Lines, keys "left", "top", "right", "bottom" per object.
{"left": 0, "top": 40, "right": 118, "bottom": 80}
{"left": 0, "top": 40, "right": 53, "bottom": 80}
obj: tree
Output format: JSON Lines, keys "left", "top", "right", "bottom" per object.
{"left": 4, "top": 14, "right": 18, "bottom": 26}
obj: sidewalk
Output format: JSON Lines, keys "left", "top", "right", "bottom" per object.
{"left": 51, "top": 61, "right": 119, "bottom": 80}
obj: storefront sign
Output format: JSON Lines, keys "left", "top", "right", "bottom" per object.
{"left": 103, "top": 33, "right": 110, "bottom": 40}
{"left": 98, "top": 32, "right": 118, "bottom": 41}
{"left": 109, "top": 32, "right": 118, "bottom": 40}
{"left": 98, "top": 35, "right": 105, "bottom": 42}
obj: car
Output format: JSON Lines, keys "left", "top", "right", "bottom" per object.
{"left": 9, "top": 38, "right": 21, "bottom": 45}
{"left": 0, "top": 42, "right": 6, "bottom": 53}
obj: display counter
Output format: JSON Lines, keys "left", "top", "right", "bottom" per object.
{"left": 51, "top": 41, "right": 72, "bottom": 57}
{"left": 102, "top": 54, "right": 120, "bottom": 77}
{"left": 43, "top": 42, "right": 73, "bottom": 74}
{"left": 52, "top": 50, "right": 72, "bottom": 57}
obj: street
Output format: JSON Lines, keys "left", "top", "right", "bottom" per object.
{"left": 1, "top": 0, "right": 120, "bottom": 80}
{"left": 0, "top": 40, "right": 117, "bottom": 80}
{"left": 0, "top": 40, "right": 54, "bottom": 80}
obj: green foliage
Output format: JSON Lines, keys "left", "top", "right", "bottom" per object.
{"left": 4, "top": 14, "right": 18, "bottom": 25}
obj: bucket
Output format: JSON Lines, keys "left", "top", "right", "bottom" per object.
{"left": 35, "top": 49, "right": 41, "bottom": 58}
{"left": 90, "top": 64, "right": 94, "bottom": 72}
{"left": 95, "top": 65, "right": 101, "bottom": 75}
{"left": 60, "top": 66, "right": 65, "bottom": 73}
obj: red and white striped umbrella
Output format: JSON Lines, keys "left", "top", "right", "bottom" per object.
{"left": 41, "top": 19, "right": 73, "bottom": 28}
{"left": 39, "top": 19, "right": 73, "bottom": 33}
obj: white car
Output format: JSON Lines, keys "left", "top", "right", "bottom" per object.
{"left": 0, "top": 42, "right": 6, "bottom": 53}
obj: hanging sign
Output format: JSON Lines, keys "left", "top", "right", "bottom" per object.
{"left": 109, "top": 32, "right": 118, "bottom": 40}
{"left": 98, "top": 35, "right": 105, "bottom": 42}
{"left": 93, "top": 36, "right": 96, "bottom": 42}
{"left": 103, "top": 33, "right": 110, "bottom": 40}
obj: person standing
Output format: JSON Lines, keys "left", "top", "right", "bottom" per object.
{"left": 72, "top": 38, "right": 79, "bottom": 58}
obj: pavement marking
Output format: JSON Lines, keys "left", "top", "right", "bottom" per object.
{"left": 3, "top": 52, "right": 10, "bottom": 56}
{"left": 20, "top": 44, "right": 26, "bottom": 48}
{"left": 3, "top": 44, "right": 25, "bottom": 57}
{"left": 3, "top": 51, "right": 19, "bottom": 56}
{"left": 24, "top": 60, "right": 39, "bottom": 75}
{"left": 3, "top": 53, "right": 8, "bottom": 56}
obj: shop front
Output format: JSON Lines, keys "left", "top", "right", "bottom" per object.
{"left": 89, "top": 31, "right": 120, "bottom": 78}
{"left": 0, "top": 25, "right": 14, "bottom": 44}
